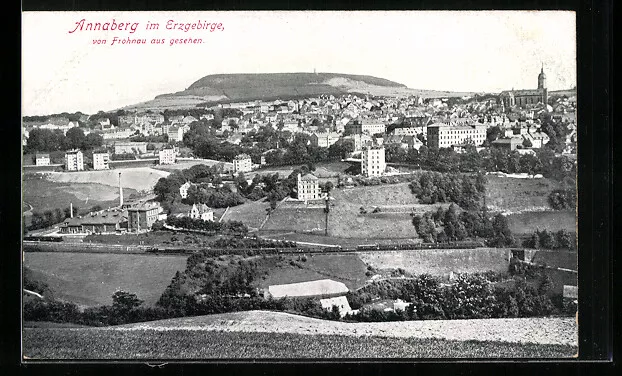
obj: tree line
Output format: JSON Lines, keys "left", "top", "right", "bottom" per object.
{"left": 25, "top": 127, "right": 103, "bottom": 153}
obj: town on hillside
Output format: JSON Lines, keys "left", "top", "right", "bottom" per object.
{"left": 22, "top": 67, "right": 579, "bottom": 358}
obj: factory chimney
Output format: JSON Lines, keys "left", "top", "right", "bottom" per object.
{"left": 118, "top": 172, "right": 123, "bottom": 208}
{"left": 70, "top": 202, "right": 73, "bottom": 218}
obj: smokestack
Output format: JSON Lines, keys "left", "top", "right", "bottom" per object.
{"left": 118, "top": 172, "right": 123, "bottom": 208}
{"left": 70, "top": 202, "right": 73, "bottom": 218}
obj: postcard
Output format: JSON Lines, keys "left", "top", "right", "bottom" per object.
{"left": 21, "top": 10, "right": 578, "bottom": 360}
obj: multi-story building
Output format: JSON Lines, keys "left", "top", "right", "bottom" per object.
{"left": 127, "top": 201, "right": 162, "bottom": 231}
{"left": 35, "top": 153, "right": 50, "bottom": 166}
{"left": 167, "top": 126, "right": 185, "bottom": 143}
{"left": 92, "top": 152, "right": 110, "bottom": 170}
{"left": 426, "top": 123, "right": 487, "bottom": 149}
{"left": 361, "top": 145, "right": 386, "bottom": 177}
{"left": 233, "top": 154, "right": 252, "bottom": 173}
{"left": 297, "top": 173, "right": 321, "bottom": 201}
{"left": 310, "top": 132, "right": 341, "bottom": 148}
{"left": 361, "top": 119, "right": 386, "bottom": 136}
{"left": 64, "top": 149, "right": 84, "bottom": 171}
{"left": 159, "top": 147, "right": 176, "bottom": 165}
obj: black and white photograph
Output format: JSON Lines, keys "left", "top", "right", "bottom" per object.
{"left": 21, "top": 10, "right": 579, "bottom": 359}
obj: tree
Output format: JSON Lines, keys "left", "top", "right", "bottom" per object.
{"left": 489, "top": 214, "right": 515, "bottom": 247}
{"left": 112, "top": 291, "right": 143, "bottom": 315}
{"left": 83, "top": 133, "right": 104, "bottom": 149}
{"left": 65, "top": 127, "right": 86, "bottom": 150}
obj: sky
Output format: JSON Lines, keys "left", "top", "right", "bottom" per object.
{"left": 22, "top": 11, "right": 576, "bottom": 116}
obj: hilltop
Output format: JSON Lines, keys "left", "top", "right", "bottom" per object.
{"left": 122, "top": 72, "right": 477, "bottom": 111}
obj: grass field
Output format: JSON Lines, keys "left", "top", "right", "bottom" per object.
{"left": 24, "top": 252, "right": 187, "bottom": 307}
{"left": 262, "top": 206, "right": 327, "bottom": 233}
{"left": 23, "top": 174, "right": 138, "bottom": 213}
{"left": 220, "top": 199, "right": 271, "bottom": 229}
{"left": 531, "top": 250, "right": 577, "bottom": 271}
{"left": 506, "top": 210, "right": 576, "bottom": 234}
{"left": 326, "top": 184, "right": 440, "bottom": 239}
{"left": 256, "top": 253, "right": 369, "bottom": 291}
{"left": 22, "top": 328, "right": 576, "bottom": 359}
{"left": 485, "top": 176, "right": 560, "bottom": 213}
{"left": 357, "top": 248, "right": 511, "bottom": 277}
{"left": 43, "top": 167, "right": 170, "bottom": 191}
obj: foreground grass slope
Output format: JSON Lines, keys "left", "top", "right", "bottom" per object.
{"left": 23, "top": 328, "right": 576, "bottom": 359}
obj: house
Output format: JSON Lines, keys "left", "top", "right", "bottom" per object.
{"left": 361, "top": 145, "right": 386, "bottom": 177}
{"left": 319, "top": 296, "right": 353, "bottom": 317}
{"left": 64, "top": 149, "right": 84, "bottom": 171}
{"left": 127, "top": 201, "right": 162, "bottom": 231}
{"left": 189, "top": 203, "right": 214, "bottom": 222}
{"left": 233, "top": 154, "right": 252, "bottom": 173}
{"left": 182, "top": 116, "right": 198, "bottom": 124}
{"left": 159, "top": 147, "right": 176, "bottom": 165}
{"left": 310, "top": 132, "right": 340, "bottom": 148}
{"left": 297, "top": 173, "right": 321, "bottom": 201}
{"left": 524, "top": 131, "right": 550, "bottom": 148}
{"left": 179, "top": 181, "right": 192, "bottom": 199}
{"left": 343, "top": 133, "right": 372, "bottom": 152}
{"left": 35, "top": 153, "right": 50, "bottom": 166}
{"left": 92, "top": 151, "right": 110, "bottom": 170}
{"left": 60, "top": 208, "right": 127, "bottom": 234}
{"left": 491, "top": 136, "right": 524, "bottom": 151}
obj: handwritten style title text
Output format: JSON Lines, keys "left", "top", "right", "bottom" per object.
{"left": 68, "top": 19, "right": 225, "bottom": 34}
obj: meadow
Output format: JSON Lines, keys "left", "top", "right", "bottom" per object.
{"left": 485, "top": 176, "right": 561, "bottom": 213}
{"left": 23, "top": 174, "right": 138, "bottom": 213}
{"left": 506, "top": 210, "right": 576, "bottom": 234}
{"left": 23, "top": 252, "right": 188, "bottom": 307}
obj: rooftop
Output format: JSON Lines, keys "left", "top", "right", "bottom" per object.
{"left": 299, "top": 173, "right": 318, "bottom": 181}
{"left": 268, "top": 279, "right": 348, "bottom": 299}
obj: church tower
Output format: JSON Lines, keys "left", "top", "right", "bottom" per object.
{"left": 538, "top": 63, "right": 549, "bottom": 107}
{"left": 538, "top": 63, "right": 547, "bottom": 89}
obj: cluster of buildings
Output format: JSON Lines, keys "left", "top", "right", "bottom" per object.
{"left": 60, "top": 176, "right": 165, "bottom": 235}
{"left": 33, "top": 143, "right": 179, "bottom": 171}
{"left": 26, "top": 67, "right": 577, "bottom": 175}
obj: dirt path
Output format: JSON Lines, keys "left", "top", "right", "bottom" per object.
{"left": 109, "top": 310, "right": 577, "bottom": 346}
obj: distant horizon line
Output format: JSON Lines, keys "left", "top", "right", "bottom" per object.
{"left": 22, "top": 80, "right": 576, "bottom": 118}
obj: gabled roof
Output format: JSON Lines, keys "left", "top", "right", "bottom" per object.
{"left": 300, "top": 173, "right": 318, "bottom": 181}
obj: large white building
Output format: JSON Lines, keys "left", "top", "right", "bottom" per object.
{"left": 361, "top": 145, "right": 386, "bottom": 177}
{"left": 64, "top": 149, "right": 84, "bottom": 171}
{"left": 297, "top": 173, "right": 321, "bottom": 201}
{"left": 92, "top": 152, "right": 110, "bottom": 170}
{"left": 233, "top": 154, "right": 253, "bottom": 173}
{"left": 159, "top": 147, "right": 176, "bottom": 165}
{"left": 426, "top": 123, "right": 487, "bottom": 149}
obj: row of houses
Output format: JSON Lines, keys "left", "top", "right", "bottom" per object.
{"left": 35, "top": 145, "right": 178, "bottom": 170}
